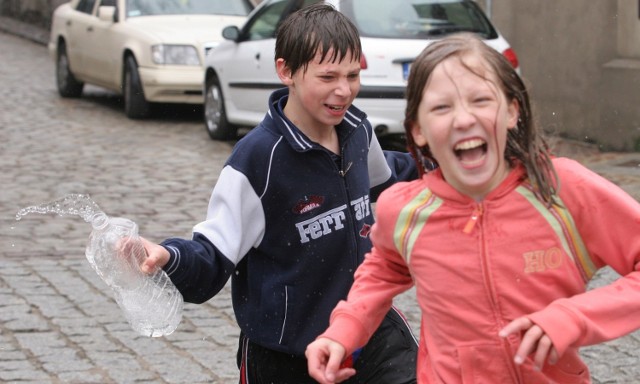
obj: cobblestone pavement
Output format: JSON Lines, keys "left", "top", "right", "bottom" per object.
{"left": 1, "top": 27, "right": 640, "bottom": 384}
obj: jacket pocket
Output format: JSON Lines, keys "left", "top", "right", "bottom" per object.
{"left": 458, "top": 344, "right": 514, "bottom": 384}
{"left": 540, "top": 350, "right": 590, "bottom": 384}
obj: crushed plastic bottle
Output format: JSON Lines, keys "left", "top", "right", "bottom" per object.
{"left": 16, "top": 194, "right": 183, "bottom": 337}
{"left": 86, "top": 212, "right": 183, "bottom": 337}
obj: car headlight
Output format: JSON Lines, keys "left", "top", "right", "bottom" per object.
{"left": 151, "top": 45, "right": 200, "bottom": 66}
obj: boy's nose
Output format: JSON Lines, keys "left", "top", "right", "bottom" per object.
{"left": 334, "top": 78, "right": 352, "bottom": 97}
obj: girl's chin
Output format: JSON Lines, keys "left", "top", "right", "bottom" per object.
{"left": 448, "top": 164, "right": 508, "bottom": 195}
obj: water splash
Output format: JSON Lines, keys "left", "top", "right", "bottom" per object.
{"left": 14, "top": 193, "right": 183, "bottom": 337}
{"left": 16, "top": 194, "right": 102, "bottom": 222}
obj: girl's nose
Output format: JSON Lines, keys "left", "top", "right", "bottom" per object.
{"left": 453, "top": 105, "right": 476, "bottom": 129}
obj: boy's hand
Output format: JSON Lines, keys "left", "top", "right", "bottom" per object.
{"left": 139, "top": 237, "right": 170, "bottom": 274}
{"left": 306, "top": 338, "right": 355, "bottom": 383}
{"left": 499, "top": 317, "right": 559, "bottom": 371}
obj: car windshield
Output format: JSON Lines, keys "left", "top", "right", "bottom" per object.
{"left": 341, "top": 0, "right": 497, "bottom": 40}
{"left": 125, "top": 0, "right": 253, "bottom": 18}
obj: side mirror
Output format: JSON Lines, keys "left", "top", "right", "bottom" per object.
{"left": 98, "top": 6, "right": 117, "bottom": 23}
{"left": 222, "top": 25, "right": 241, "bottom": 41}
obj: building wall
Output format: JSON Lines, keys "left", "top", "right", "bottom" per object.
{"left": 483, "top": 0, "right": 640, "bottom": 150}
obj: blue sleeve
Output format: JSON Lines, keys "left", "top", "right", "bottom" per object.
{"left": 384, "top": 150, "right": 418, "bottom": 182}
{"left": 370, "top": 150, "right": 418, "bottom": 201}
{"left": 161, "top": 234, "right": 236, "bottom": 304}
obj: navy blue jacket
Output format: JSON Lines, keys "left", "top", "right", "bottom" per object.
{"left": 161, "top": 88, "right": 416, "bottom": 355}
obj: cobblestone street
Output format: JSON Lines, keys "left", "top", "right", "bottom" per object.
{"left": 1, "top": 28, "right": 640, "bottom": 383}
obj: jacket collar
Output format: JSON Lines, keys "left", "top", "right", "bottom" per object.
{"left": 265, "top": 88, "right": 368, "bottom": 152}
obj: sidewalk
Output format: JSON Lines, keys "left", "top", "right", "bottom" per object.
{"left": 548, "top": 136, "right": 640, "bottom": 201}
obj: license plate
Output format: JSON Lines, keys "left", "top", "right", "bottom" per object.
{"left": 402, "top": 62, "right": 412, "bottom": 81}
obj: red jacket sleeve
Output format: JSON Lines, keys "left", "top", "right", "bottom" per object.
{"left": 528, "top": 158, "right": 640, "bottom": 356}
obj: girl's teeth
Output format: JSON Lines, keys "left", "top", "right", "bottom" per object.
{"left": 455, "top": 139, "right": 484, "bottom": 150}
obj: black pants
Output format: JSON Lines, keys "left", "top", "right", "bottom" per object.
{"left": 236, "top": 307, "right": 418, "bottom": 384}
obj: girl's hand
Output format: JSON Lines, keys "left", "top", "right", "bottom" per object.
{"left": 139, "top": 237, "right": 170, "bottom": 274}
{"left": 306, "top": 337, "right": 355, "bottom": 383}
{"left": 499, "top": 317, "right": 559, "bottom": 371}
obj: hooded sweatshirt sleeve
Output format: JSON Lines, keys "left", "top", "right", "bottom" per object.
{"left": 161, "top": 165, "right": 265, "bottom": 304}
{"left": 527, "top": 158, "right": 640, "bottom": 356}
{"left": 368, "top": 133, "right": 417, "bottom": 201}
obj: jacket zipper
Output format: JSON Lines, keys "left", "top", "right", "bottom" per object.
{"left": 467, "top": 203, "right": 523, "bottom": 383}
{"left": 334, "top": 143, "right": 359, "bottom": 271}
{"left": 463, "top": 204, "right": 483, "bottom": 234}
{"left": 339, "top": 161, "right": 353, "bottom": 177}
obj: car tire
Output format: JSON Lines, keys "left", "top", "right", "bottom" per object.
{"left": 204, "top": 75, "right": 237, "bottom": 141}
{"left": 56, "top": 42, "right": 84, "bottom": 98}
{"left": 123, "top": 55, "right": 151, "bottom": 119}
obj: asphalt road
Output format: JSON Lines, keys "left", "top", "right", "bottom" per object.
{"left": 1, "top": 29, "right": 640, "bottom": 383}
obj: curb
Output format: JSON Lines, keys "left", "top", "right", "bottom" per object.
{"left": 0, "top": 16, "right": 49, "bottom": 46}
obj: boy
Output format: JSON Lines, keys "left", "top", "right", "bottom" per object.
{"left": 141, "top": 3, "right": 418, "bottom": 383}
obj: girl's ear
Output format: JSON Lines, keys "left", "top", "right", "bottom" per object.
{"left": 507, "top": 98, "right": 520, "bottom": 130}
{"left": 410, "top": 121, "right": 428, "bottom": 147}
{"left": 276, "top": 58, "right": 293, "bottom": 85}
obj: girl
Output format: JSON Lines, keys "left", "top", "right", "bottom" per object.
{"left": 306, "top": 33, "right": 640, "bottom": 383}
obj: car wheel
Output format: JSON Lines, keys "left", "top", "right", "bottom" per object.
{"left": 123, "top": 55, "right": 150, "bottom": 119}
{"left": 56, "top": 42, "right": 84, "bottom": 98}
{"left": 204, "top": 75, "right": 237, "bottom": 141}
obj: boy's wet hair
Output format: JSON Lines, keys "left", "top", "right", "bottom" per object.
{"left": 404, "top": 33, "right": 558, "bottom": 204}
{"left": 275, "top": 3, "right": 362, "bottom": 76}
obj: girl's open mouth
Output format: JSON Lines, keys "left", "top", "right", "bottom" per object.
{"left": 454, "top": 139, "right": 487, "bottom": 164}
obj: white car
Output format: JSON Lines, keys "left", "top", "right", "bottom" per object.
{"left": 48, "top": 0, "right": 253, "bottom": 118}
{"left": 203, "top": 0, "right": 519, "bottom": 140}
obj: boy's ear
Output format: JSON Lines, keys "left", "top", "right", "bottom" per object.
{"left": 276, "top": 58, "right": 294, "bottom": 85}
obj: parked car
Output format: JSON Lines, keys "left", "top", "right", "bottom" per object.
{"left": 203, "top": 0, "right": 519, "bottom": 140}
{"left": 48, "top": 0, "right": 254, "bottom": 118}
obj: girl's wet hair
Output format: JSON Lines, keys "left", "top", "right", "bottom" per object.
{"left": 405, "top": 33, "right": 558, "bottom": 204}
{"left": 275, "top": 3, "right": 362, "bottom": 76}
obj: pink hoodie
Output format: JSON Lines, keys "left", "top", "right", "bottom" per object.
{"left": 321, "top": 158, "right": 640, "bottom": 383}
